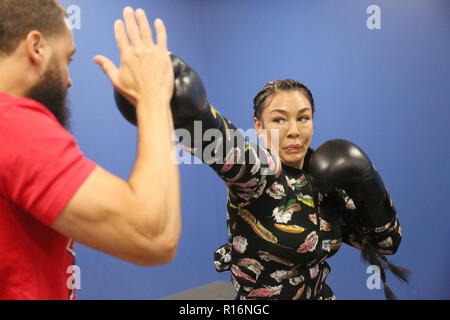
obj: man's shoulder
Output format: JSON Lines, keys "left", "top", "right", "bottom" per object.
{"left": 0, "top": 92, "right": 54, "bottom": 119}
{"left": 0, "top": 92, "right": 63, "bottom": 135}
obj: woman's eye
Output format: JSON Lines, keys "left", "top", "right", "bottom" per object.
{"left": 274, "top": 118, "right": 285, "bottom": 124}
{"left": 298, "top": 117, "right": 309, "bottom": 122}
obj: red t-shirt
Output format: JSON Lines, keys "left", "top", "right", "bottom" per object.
{"left": 0, "top": 92, "right": 97, "bottom": 300}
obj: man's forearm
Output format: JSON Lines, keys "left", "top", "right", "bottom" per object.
{"left": 128, "top": 97, "right": 181, "bottom": 247}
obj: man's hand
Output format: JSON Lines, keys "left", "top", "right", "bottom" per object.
{"left": 94, "top": 7, "right": 174, "bottom": 107}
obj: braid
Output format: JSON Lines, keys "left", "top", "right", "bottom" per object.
{"left": 360, "top": 235, "right": 410, "bottom": 300}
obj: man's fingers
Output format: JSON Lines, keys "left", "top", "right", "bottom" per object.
{"left": 154, "top": 18, "right": 168, "bottom": 50}
{"left": 136, "top": 9, "right": 154, "bottom": 47}
{"left": 114, "top": 20, "right": 129, "bottom": 56}
{"left": 94, "top": 55, "right": 119, "bottom": 85}
{"left": 123, "top": 7, "right": 143, "bottom": 47}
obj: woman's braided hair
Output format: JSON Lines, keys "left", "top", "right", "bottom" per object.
{"left": 360, "top": 233, "right": 411, "bottom": 300}
{"left": 253, "top": 79, "right": 315, "bottom": 121}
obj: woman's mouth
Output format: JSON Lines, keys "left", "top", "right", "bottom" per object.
{"left": 284, "top": 144, "right": 302, "bottom": 153}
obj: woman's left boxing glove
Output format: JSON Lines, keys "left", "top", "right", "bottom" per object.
{"left": 308, "top": 139, "right": 396, "bottom": 228}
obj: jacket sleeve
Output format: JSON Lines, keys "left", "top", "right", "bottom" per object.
{"left": 176, "top": 106, "right": 280, "bottom": 204}
{"left": 336, "top": 189, "right": 403, "bottom": 255}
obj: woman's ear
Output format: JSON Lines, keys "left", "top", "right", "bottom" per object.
{"left": 254, "top": 117, "right": 262, "bottom": 139}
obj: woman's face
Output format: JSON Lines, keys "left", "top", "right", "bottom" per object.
{"left": 255, "top": 90, "right": 314, "bottom": 169}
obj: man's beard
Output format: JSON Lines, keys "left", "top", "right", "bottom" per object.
{"left": 25, "top": 60, "right": 71, "bottom": 131}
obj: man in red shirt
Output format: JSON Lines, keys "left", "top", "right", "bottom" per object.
{"left": 0, "top": 0, "right": 181, "bottom": 300}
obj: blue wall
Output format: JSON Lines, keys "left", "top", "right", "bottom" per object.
{"left": 59, "top": 0, "right": 449, "bottom": 300}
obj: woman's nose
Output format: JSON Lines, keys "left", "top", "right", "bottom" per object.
{"left": 286, "top": 120, "right": 300, "bottom": 138}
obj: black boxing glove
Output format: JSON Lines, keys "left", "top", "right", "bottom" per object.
{"left": 114, "top": 53, "right": 221, "bottom": 133}
{"left": 308, "top": 139, "right": 396, "bottom": 228}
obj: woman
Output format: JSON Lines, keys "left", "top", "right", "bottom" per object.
{"left": 208, "top": 79, "right": 403, "bottom": 300}
{"left": 115, "top": 56, "right": 405, "bottom": 300}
